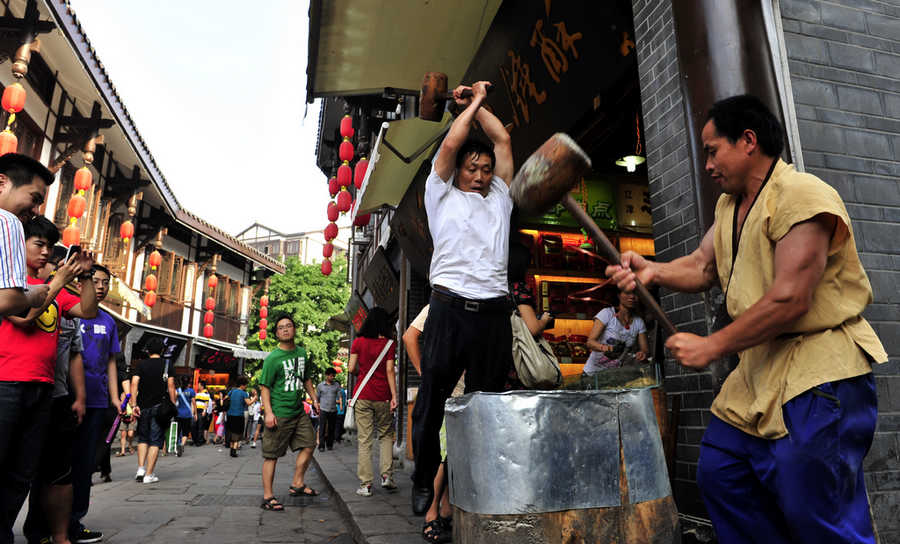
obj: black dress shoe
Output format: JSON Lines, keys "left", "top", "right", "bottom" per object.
{"left": 411, "top": 486, "right": 433, "bottom": 516}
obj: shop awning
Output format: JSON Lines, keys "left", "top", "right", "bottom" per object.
{"left": 354, "top": 113, "right": 451, "bottom": 215}
{"left": 105, "top": 277, "right": 151, "bottom": 319}
{"left": 307, "top": 0, "right": 502, "bottom": 100}
{"left": 193, "top": 337, "right": 243, "bottom": 354}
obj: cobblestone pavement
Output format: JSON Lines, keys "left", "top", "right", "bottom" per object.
{"left": 14, "top": 442, "right": 355, "bottom": 544}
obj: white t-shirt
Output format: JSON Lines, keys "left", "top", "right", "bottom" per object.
{"left": 583, "top": 307, "right": 647, "bottom": 373}
{"left": 425, "top": 163, "right": 512, "bottom": 299}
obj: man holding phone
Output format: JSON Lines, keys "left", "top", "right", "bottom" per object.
{"left": 0, "top": 153, "right": 54, "bottom": 317}
{"left": 0, "top": 216, "right": 97, "bottom": 543}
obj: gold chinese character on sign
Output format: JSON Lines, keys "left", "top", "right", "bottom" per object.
{"left": 499, "top": 50, "right": 547, "bottom": 127}
{"left": 529, "top": 8, "right": 582, "bottom": 83}
{"left": 620, "top": 31, "right": 635, "bottom": 57}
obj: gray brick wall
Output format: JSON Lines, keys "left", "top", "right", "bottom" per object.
{"left": 782, "top": 0, "right": 900, "bottom": 537}
{"left": 632, "top": 0, "right": 715, "bottom": 520}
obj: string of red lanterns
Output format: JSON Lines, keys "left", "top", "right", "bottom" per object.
{"left": 204, "top": 273, "right": 217, "bottom": 339}
{"left": 143, "top": 249, "right": 162, "bottom": 308}
{"left": 258, "top": 290, "right": 269, "bottom": 341}
{"left": 0, "top": 39, "right": 38, "bottom": 156}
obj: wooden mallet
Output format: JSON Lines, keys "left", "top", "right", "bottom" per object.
{"left": 511, "top": 133, "right": 677, "bottom": 335}
{"left": 419, "top": 71, "right": 493, "bottom": 121}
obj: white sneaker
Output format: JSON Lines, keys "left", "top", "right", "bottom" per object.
{"left": 142, "top": 473, "right": 159, "bottom": 484}
{"left": 134, "top": 467, "right": 146, "bottom": 482}
{"left": 381, "top": 474, "right": 397, "bottom": 491}
{"left": 356, "top": 484, "right": 372, "bottom": 497}
{"left": 251, "top": 441, "right": 256, "bottom": 448}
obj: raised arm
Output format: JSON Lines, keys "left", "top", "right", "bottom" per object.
{"left": 433, "top": 81, "right": 492, "bottom": 181}
{"left": 475, "top": 106, "right": 512, "bottom": 184}
{"left": 608, "top": 225, "right": 718, "bottom": 294}
{"left": 402, "top": 326, "right": 422, "bottom": 376}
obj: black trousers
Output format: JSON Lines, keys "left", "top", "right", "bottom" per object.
{"left": 410, "top": 293, "right": 512, "bottom": 489}
{"left": 319, "top": 410, "right": 337, "bottom": 449}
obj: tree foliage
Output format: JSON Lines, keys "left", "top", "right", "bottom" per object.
{"left": 244, "top": 257, "right": 349, "bottom": 384}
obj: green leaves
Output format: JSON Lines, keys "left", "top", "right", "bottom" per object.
{"left": 245, "top": 257, "right": 350, "bottom": 383}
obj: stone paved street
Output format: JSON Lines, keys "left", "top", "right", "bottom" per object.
{"left": 13, "top": 442, "right": 355, "bottom": 544}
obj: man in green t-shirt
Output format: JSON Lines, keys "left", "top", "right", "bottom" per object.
{"left": 258, "top": 313, "right": 321, "bottom": 511}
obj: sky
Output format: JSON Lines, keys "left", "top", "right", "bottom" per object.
{"left": 71, "top": 1, "right": 339, "bottom": 236}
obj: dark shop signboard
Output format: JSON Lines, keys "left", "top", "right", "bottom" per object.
{"left": 132, "top": 332, "right": 187, "bottom": 361}
{"left": 462, "top": 0, "right": 637, "bottom": 168}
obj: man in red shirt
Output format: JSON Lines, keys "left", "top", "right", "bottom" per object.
{"left": 0, "top": 216, "right": 97, "bottom": 544}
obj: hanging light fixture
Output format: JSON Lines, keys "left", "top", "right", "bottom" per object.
{"left": 615, "top": 112, "right": 646, "bottom": 173}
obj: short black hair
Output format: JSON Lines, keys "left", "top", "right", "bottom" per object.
{"left": 707, "top": 95, "right": 784, "bottom": 157}
{"left": 508, "top": 239, "right": 532, "bottom": 283}
{"left": 145, "top": 337, "right": 166, "bottom": 356}
{"left": 454, "top": 138, "right": 496, "bottom": 171}
{"left": 358, "top": 307, "right": 393, "bottom": 339}
{"left": 325, "top": 367, "right": 336, "bottom": 376}
{"left": 236, "top": 376, "right": 249, "bottom": 386}
{"left": 24, "top": 216, "right": 60, "bottom": 245}
{"left": 273, "top": 313, "right": 295, "bottom": 329}
{"left": 91, "top": 264, "right": 111, "bottom": 278}
{"left": 0, "top": 153, "right": 54, "bottom": 187}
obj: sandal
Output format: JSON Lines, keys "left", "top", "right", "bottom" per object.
{"left": 115, "top": 451, "right": 127, "bottom": 457}
{"left": 288, "top": 485, "right": 320, "bottom": 497}
{"left": 260, "top": 496, "right": 285, "bottom": 511}
{"left": 422, "top": 518, "right": 450, "bottom": 543}
{"left": 439, "top": 515, "right": 453, "bottom": 531}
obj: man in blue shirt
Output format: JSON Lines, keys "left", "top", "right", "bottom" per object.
{"left": 70, "top": 264, "right": 121, "bottom": 544}
{"left": 175, "top": 377, "right": 196, "bottom": 457}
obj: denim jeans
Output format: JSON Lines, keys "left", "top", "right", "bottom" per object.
{"left": 70, "top": 407, "right": 107, "bottom": 531}
{"left": 0, "top": 382, "right": 53, "bottom": 544}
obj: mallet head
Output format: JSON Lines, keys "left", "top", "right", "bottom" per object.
{"left": 511, "top": 133, "right": 592, "bottom": 215}
{"left": 419, "top": 72, "right": 449, "bottom": 122}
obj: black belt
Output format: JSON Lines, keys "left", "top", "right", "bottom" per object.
{"left": 431, "top": 287, "right": 511, "bottom": 314}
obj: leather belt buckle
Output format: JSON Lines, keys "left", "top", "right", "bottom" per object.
{"left": 464, "top": 300, "right": 480, "bottom": 312}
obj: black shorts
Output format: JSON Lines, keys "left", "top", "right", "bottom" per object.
{"left": 176, "top": 417, "right": 193, "bottom": 437}
{"left": 226, "top": 415, "right": 244, "bottom": 442}
{"left": 36, "top": 395, "right": 79, "bottom": 485}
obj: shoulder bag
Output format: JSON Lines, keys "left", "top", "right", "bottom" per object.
{"left": 156, "top": 360, "right": 178, "bottom": 424}
{"left": 343, "top": 339, "right": 393, "bottom": 432}
{"left": 510, "top": 310, "right": 562, "bottom": 389}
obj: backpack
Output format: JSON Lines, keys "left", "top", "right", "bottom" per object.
{"left": 510, "top": 311, "right": 562, "bottom": 389}
{"left": 221, "top": 390, "right": 231, "bottom": 412}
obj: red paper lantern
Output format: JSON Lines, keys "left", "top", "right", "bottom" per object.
{"left": 260, "top": 295, "right": 269, "bottom": 307}
{"left": 144, "top": 274, "right": 158, "bottom": 292}
{"left": 259, "top": 330, "right": 267, "bottom": 341}
{"left": 1, "top": 82, "right": 25, "bottom": 113}
{"left": 143, "top": 291, "right": 157, "bottom": 308}
{"left": 205, "top": 296, "right": 215, "bottom": 311}
{"left": 203, "top": 324, "right": 214, "bottom": 338}
{"left": 328, "top": 176, "right": 339, "bottom": 197}
{"left": 327, "top": 202, "right": 339, "bottom": 222}
{"left": 339, "top": 140, "right": 354, "bottom": 162}
{"left": 337, "top": 190, "right": 352, "bottom": 213}
{"left": 259, "top": 318, "right": 268, "bottom": 330}
{"left": 337, "top": 163, "right": 352, "bottom": 187}
{"left": 259, "top": 306, "right": 268, "bottom": 318}
{"left": 324, "top": 222, "right": 338, "bottom": 241}
{"left": 335, "top": 367, "right": 343, "bottom": 374}
{"left": 0, "top": 130, "right": 16, "bottom": 155}
{"left": 323, "top": 242, "right": 334, "bottom": 258}
{"left": 148, "top": 250, "right": 162, "bottom": 270}
{"left": 340, "top": 115, "right": 354, "bottom": 139}
{"left": 62, "top": 225, "right": 80, "bottom": 246}
{"left": 74, "top": 167, "right": 92, "bottom": 193}
{"left": 204, "top": 310, "right": 215, "bottom": 324}
{"left": 333, "top": 360, "right": 343, "bottom": 367}
{"left": 354, "top": 213, "right": 371, "bottom": 227}
{"left": 120, "top": 220, "right": 134, "bottom": 244}
{"left": 354, "top": 157, "right": 368, "bottom": 190}
{"left": 208, "top": 275, "right": 218, "bottom": 289}
{"left": 67, "top": 194, "right": 86, "bottom": 219}
{"left": 321, "top": 258, "right": 332, "bottom": 276}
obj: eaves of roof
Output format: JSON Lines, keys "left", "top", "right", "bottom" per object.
{"left": 176, "top": 210, "right": 286, "bottom": 274}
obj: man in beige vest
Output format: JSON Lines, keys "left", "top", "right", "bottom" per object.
{"left": 609, "top": 95, "right": 887, "bottom": 543}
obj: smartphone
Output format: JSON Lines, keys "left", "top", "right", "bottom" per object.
{"left": 64, "top": 245, "right": 81, "bottom": 263}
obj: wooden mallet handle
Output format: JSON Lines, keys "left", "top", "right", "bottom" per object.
{"left": 562, "top": 194, "right": 678, "bottom": 335}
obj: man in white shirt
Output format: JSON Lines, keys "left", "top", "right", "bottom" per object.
{"left": 0, "top": 154, "right": 53, "bottom": 316}
{"left": 410, "top": 80, "right": 514, "bottom": 516}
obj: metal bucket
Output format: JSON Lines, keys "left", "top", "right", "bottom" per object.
{"left": 445, "top": 389, "right": 679, "bottom": 543}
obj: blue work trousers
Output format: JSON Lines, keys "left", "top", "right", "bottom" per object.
{"left": 697, "top": 374, "right": 878, "bottom": 543}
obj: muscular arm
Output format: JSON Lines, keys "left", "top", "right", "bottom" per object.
{"left": 434, "top": 96, "right": 485, "bottom": 181}
{"left": 67, "top": 276, "right": 98, "bottom": 320}
{"left": 610, "top": 226, "right": 718, "bottom": 294}
{"left": 7, "top": 272, "right": 71, "bottom": 326}
{"left": 402, "top": 327, "right": 422, "bottom": 376}
{"left": 0, "top": 288, "right": 30, "bottom": 317}
{"left": 668, "top": 215, "right": 834, "bottom": 368}
{"left": 475, "top": 108, "right": 512, "bottom": 184}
